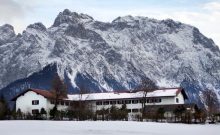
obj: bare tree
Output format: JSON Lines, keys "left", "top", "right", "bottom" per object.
{"left": 51, "top": 73, "right": 67, "bottom": 107}
{"left": 137, "top": 77, "right": 158, "bottom": 121}
{"left": 50, "top": 73, "right": 67, "bottom": 119}
{"left": 77, "top": 84, "right": 93, "bottom": 120}
{"left": 202, "top": 89, "right": 219, "bottom": 123}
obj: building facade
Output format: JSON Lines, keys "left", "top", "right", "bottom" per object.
{"left": 12, "top": 88, "right": 189, "bottom": 120}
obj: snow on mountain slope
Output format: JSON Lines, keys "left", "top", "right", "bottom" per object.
{"left": 0, "top": 9, "right": 220, "bottom": 102}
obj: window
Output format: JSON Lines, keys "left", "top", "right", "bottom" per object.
{"left": 65, "top": 101, "right": 70, "bottom": 106}
{"left": 146, "top": 99, "right": 149, "bottom": 103}
{"left": 32, "top": 109, "right": 39, "bottom": 114}
{"left": 176, "top": 98, "right": 179, "bottom": 103}
{"left": 146, "top": 98, "right": 162, "bottom": 103}
{"left": 122, "top": 100, "right": 125, "bottom": 104}
{"left": 125, "top": 100, "right": 131, "bottom": 104}
{"left": 117, "top": 100, "right": 122, "bottom": 104}
{"left": 32, "top": 100, "right": 39, "bottom": 105}
{"left": 139, "top": 99, "right": 143, "bottom": 103}
{"left": 96, "top": 101, "right": 103, "bottom": 105}
{"left": 103, "top": 101, "right": 109, "bottom": 105}
{"left": 155, "top": 99, "right": 159, "bottom": 103}
{"left": 127, "top": 109, "right": 132, "bottom": 113}
{"left": 50, "top": 100, "right": 55, "bottom": 104}
{"left": 132, "top": 100, "right": 139, "bottom": 104}
{"left": 159, "top": 99, "right": 162, "bottom": 103}
{"left": 110, "top": 101, "right": 116, "bottom": 105}
{"left": 60, "top": 101, "right": 64, "bottom": 105}
{"left": 132, "top": 109, "right": 139, "bottom": 113}
{"left": 150, "top": 99, "right": 154, "bottom": 103}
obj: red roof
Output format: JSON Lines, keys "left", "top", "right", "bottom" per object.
{"left": 11, "top": 88, "right": 55, "bottom": 101}
{"left": 32, "top": 89, "right": 55, "bottom": 98}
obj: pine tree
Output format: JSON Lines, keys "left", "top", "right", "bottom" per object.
{"left": 40, "top": 108, "right": 47, "bottom": 119}
{"left": 157, "top": 108, "right": 165, "bottom": 122}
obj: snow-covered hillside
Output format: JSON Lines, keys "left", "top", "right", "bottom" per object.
{"left": 0, "top": 9, "right": 220, "bottom": 102}
{"left": 0, "top": 121, "right": 219, "bottom": 135}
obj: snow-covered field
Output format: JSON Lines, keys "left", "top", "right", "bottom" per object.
{"left": 0, "top": 121, "right": 219, "bottom": 135}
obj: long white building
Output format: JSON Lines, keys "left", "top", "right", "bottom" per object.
{"left": 12, "top": 88, "right": 189, "bottom": 119}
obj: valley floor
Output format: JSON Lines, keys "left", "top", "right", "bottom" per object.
{"left": 0, "top": 121, "right": 219, "bottom": 135}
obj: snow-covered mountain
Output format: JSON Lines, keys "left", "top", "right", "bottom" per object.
{"left": 1, "top": 9, "right": 220, "bottom": 103}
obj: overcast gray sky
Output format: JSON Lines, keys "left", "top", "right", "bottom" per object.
{"left": 0, "top": 0, "right": 220, "bottom": 46}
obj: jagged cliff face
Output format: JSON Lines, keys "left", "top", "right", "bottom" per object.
{"left": 0, "top": 9, "right": 220, "bottom": 102}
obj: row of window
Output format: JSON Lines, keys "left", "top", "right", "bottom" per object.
{"left": 146, "top": 98, "right": 161, "bottom": 103}
{"left": 32, "top": 98, "right": 166, "bottom": 107}
{"left": 127, "top": 109, "right": 141, "bottom": 113}
{"left": 96, "top": 98, "right": 162, "bottom": 106}
{"left": 32, "top": 100, "right": 72, "bottom": 106}
{"left": 50, "top": 100, "right": 72, "bottom": 106}
{"left": 31, "top": 108, "right": 141, "bottom": 114}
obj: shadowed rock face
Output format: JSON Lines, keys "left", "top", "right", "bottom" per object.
{"left": 0, "top": 9, "right": 220, "bottom": 104}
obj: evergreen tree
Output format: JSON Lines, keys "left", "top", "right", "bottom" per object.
{"left": 110, "top": 105, "right": 118, "bottom": 120}
{"left": 0, "top": 95, "right": 9, "bottom": 120}
{"left": 16, "top": 108, "right": 23, "bottom": 119}
{"left": 40, "top": 108, "right": 47, "bottom": 119}
{"left": 49, "top": 106, "right": 58, "bottom": 119}
{"left": 119, "top": 104, "right": 128, "bottom": 120}
{"left": 157, "top": 108, "right": 165, "bottom": 122}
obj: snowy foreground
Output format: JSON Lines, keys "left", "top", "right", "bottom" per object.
{"left": 0, "top": 121, "right": 219, "bottom": 135}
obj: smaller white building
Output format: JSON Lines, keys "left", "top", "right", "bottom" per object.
{"left": 12, "top": 89, "right": 70, "bottom": 116}
{"left": 12, "top": 88, "right": 189, "bottom": 120}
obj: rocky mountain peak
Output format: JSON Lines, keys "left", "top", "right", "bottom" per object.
{"left": 112, "top": 15, "right": 136, "bottom": 23}
{"left": 27, "top": 22, "right": 47, "bottom": 32}
{"left": 0, "top": 24, "right": 14, "bottom": 31}
{"left": 0, "top": 24, "right": 16, "bottom": 45}
{"left": 53, "top": 9, "right": 94, "bottom": 27}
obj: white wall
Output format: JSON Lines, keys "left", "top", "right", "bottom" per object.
{"left": 16, "top": 91, "right": 70, "bottom": 115}
{"left": 16, "top": 91, "right": 47, "bottom": 115}
{"left": 176, "top": 92, "right": 185, "bottom": 104}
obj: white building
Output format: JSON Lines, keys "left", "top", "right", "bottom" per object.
{"left": 12, "top": 88, "right": 189, "bottom": 119}
{"left": 12, "top": 89, "right": 70, "bottom": 116}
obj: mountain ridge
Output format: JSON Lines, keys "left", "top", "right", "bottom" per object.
{"left": 0, "top": 9, "right": 220, "bottom": 103}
